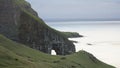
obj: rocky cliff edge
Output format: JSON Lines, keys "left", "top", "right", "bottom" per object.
{"left": 0, "top": 0, "right": 75, "bottom": 55}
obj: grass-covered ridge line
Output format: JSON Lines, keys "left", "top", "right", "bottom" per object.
{"left": 21, "top": 8, "right": 68, "bottom": 39}
{"left": 14, "top": 0, "right": 68, "bottom": 39}
{"left": 13, "top": 0, "right": 81, "bottom": 40}
{"left": 14, "top": 0, "right": 53, "bottom": 27}
{"left": 0, "top": 35, "right": 115, "bottom": 68}
{"left": 14, "top": 0, "right": 30, "bottom": 6}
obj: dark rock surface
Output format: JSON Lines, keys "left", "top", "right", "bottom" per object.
{"left": 62, "top": 32, "right": 83, "bottom": 38}
{"left": 0, "top": 0, "right": 75, "bottom": 55}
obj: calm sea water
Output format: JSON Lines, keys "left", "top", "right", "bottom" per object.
{"left": 46, "top": 21, "right": 120, "bottom": 68}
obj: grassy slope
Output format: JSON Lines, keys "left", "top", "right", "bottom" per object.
{"left": 15, "top": 0, "right": 74, "bottom": 39}
{"left": 0, "top": 35, "right": 115, "bottom": 68}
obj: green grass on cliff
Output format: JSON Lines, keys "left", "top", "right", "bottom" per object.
{"left": 14, "top": 0, "right": 71, "bottom": 39}
{"left": 0, "top": 35, "right": 115, "bottom": 68}
{"left": 14, "top": 0, "right": 30, "bottom": 6}
{"left": 14, "top": 0, "right": 49, "bottom": 27}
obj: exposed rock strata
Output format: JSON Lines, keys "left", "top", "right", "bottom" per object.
{"left": 0, "top": 0, "right": 75, "bottom": 55}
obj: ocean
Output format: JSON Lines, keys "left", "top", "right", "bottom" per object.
{"left": 46, "top": 21, "right": 120, "bottom": 68}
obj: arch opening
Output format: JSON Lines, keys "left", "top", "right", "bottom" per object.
{"left": 51, "top": 50, "right": 56, "bottom": 55}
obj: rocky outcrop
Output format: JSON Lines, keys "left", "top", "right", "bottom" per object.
{"left": 0, "top": 0, "right": 75, "bottom": 55}
{"left": 62, "top": 32, "right": 83, "bottom": 38}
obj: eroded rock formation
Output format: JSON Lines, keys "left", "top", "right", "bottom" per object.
{"left": 0, "top": 0, "right": 75, "bottom": 55}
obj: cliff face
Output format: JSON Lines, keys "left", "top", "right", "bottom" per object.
{"left": 0, "top": 0, "right": 75, "bottom": 55}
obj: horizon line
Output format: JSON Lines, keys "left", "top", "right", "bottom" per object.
{"left": 44, "top": 19, "right": 120, "bottom": 22}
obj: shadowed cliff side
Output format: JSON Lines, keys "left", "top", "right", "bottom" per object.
{"left": 0, "top": 0, "right": 75, "bottom": 55}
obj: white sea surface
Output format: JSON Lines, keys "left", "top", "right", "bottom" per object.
{"left": 46, "top": 21, "right": 120, "bottom": 68}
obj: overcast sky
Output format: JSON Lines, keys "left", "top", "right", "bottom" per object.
{"left": 26, "top": 0, "right": 120, "bottom": 21}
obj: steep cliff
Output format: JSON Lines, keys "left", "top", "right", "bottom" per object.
{"left": 0, "top": 0, "right": 75, "bottom": 55}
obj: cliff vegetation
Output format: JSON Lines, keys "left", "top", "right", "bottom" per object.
{"left": 0, "top": 0, "right": 75, "bottom": 55}
{"left": 0, "top": 0, "right": 116, "bottom": 68}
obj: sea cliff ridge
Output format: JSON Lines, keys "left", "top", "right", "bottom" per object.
{"left": 0, "top": 0, "right": 75, "bottom": 55}
{"left": 0, "top": 0, "right": 115, "bottom": 68}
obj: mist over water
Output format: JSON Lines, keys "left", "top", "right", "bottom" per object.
{"left": 46, "top": 21, "right": 120, "bottom": 68}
